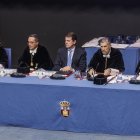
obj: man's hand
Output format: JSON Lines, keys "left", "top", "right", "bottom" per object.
{"left": 104, "top": 68, "right": 111, "bottom": 76}
{"left": 61, "top": 66, "right": 73, "bottom": 71}
{"left": 0, "top": 64, "right": 4, "bottom": 69}
{"left": 87, "top": 68, "right": 95, "bottom": 77}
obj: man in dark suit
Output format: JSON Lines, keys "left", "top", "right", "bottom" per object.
{"left": 88, "top": 37, "right": 125, "bottom": 77}
{"left": 0, "top": 41, "right": 8, "bottom": 68}
{"left": 18, "top": 34, "right": 53, "bottom": 70}
{"left": 53, "top": 32, "right": 87, "bottom": 72}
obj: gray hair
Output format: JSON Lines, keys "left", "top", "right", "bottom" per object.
{"left": 28, "top": 34, "right": 39, "bottom": 42}
{"left": 98, "top": 37, "right": 111, "bottom": 46}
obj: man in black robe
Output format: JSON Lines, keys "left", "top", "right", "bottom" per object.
{"left": 0, "top": 41, "right": 8, "bottom": 68}
{"left": 18, "top": 34, "right": 53, "bottom": 70}
{"left": 88, "top": 37, "right": 125, "bottom": 77}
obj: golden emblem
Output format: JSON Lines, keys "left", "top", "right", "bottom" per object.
{"left": 59, "top": 101, "right": 70, "bottom": 117}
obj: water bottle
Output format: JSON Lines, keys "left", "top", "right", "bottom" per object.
{"left": 116, "top": 73, "right": 123, "bottom": 83}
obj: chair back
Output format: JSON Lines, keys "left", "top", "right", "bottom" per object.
{"left": 4, "top": 48, "right": 12, "bottom": 68}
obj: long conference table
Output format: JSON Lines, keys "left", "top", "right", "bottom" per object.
{"left": 85, "top": 47, "right": 140, "bottom": 75}
{"left": 0, "top": 75, "right": 140, "bottom": 135}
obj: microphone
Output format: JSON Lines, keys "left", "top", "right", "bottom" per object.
{"left": 18, "top": 61, "right": 28, "bottom": 67}
{"left": 17, "top": 61, "right": 30, "bottom": 74}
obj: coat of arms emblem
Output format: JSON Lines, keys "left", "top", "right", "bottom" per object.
{"left": 59, "top": 101, "right": 70, "bottom": 117}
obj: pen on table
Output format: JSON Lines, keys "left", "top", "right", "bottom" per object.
{"left": 104, "top": 75, "right": 117, "bottom": 85}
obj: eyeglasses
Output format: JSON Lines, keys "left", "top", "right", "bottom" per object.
{"left": 100, "top": 45, "right": 108, "bottom": 48}
{"left": 27, "top": 41, "right": 36, "bottom": 44}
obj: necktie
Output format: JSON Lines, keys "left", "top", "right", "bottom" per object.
{"left": 67, "top": 49, "right": 72, "bottom": 66}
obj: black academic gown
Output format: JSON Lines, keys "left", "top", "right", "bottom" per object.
{"left": 0, "top": 47, "right": 8, "bottom": 68}
{"left": 18, "top": 45, "right": 53, "bottom": 70}
{"left": 88, "top": 47, "right": 125, "bottom": 73}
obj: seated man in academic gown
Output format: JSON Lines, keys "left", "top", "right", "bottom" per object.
{"left": 88, "top": 37, "right": 125, "bottom": 77}
{"left": 0, "top": 41, "right": 8, "bottom": 68}
{"left": 53, "top": 32, "right": 87, "bottom": 72}
{"left": 18, "top": 34, "right": 53, "bottom": 70}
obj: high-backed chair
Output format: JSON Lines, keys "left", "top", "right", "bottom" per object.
{"left": 4, "top": 48, "right": 12, "bottom": 68}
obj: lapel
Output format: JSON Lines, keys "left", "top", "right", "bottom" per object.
{"left": 63, "top": 48, "right": 68, "bottom": 66}
{"left": 71, "top": 47, "right": 77, "bottom": 64}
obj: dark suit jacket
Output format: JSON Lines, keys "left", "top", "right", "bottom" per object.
{"left": 88, "top": 47, "right": 125, "bottom": 73}
{"left": 53, "top": 47, "right": 87, "bottom": 72}
{"left": 0, "top": 47, "right": 8, "bottom": 68}
{"left": 18, "top": 45, "right": 53, "bottom": 70}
